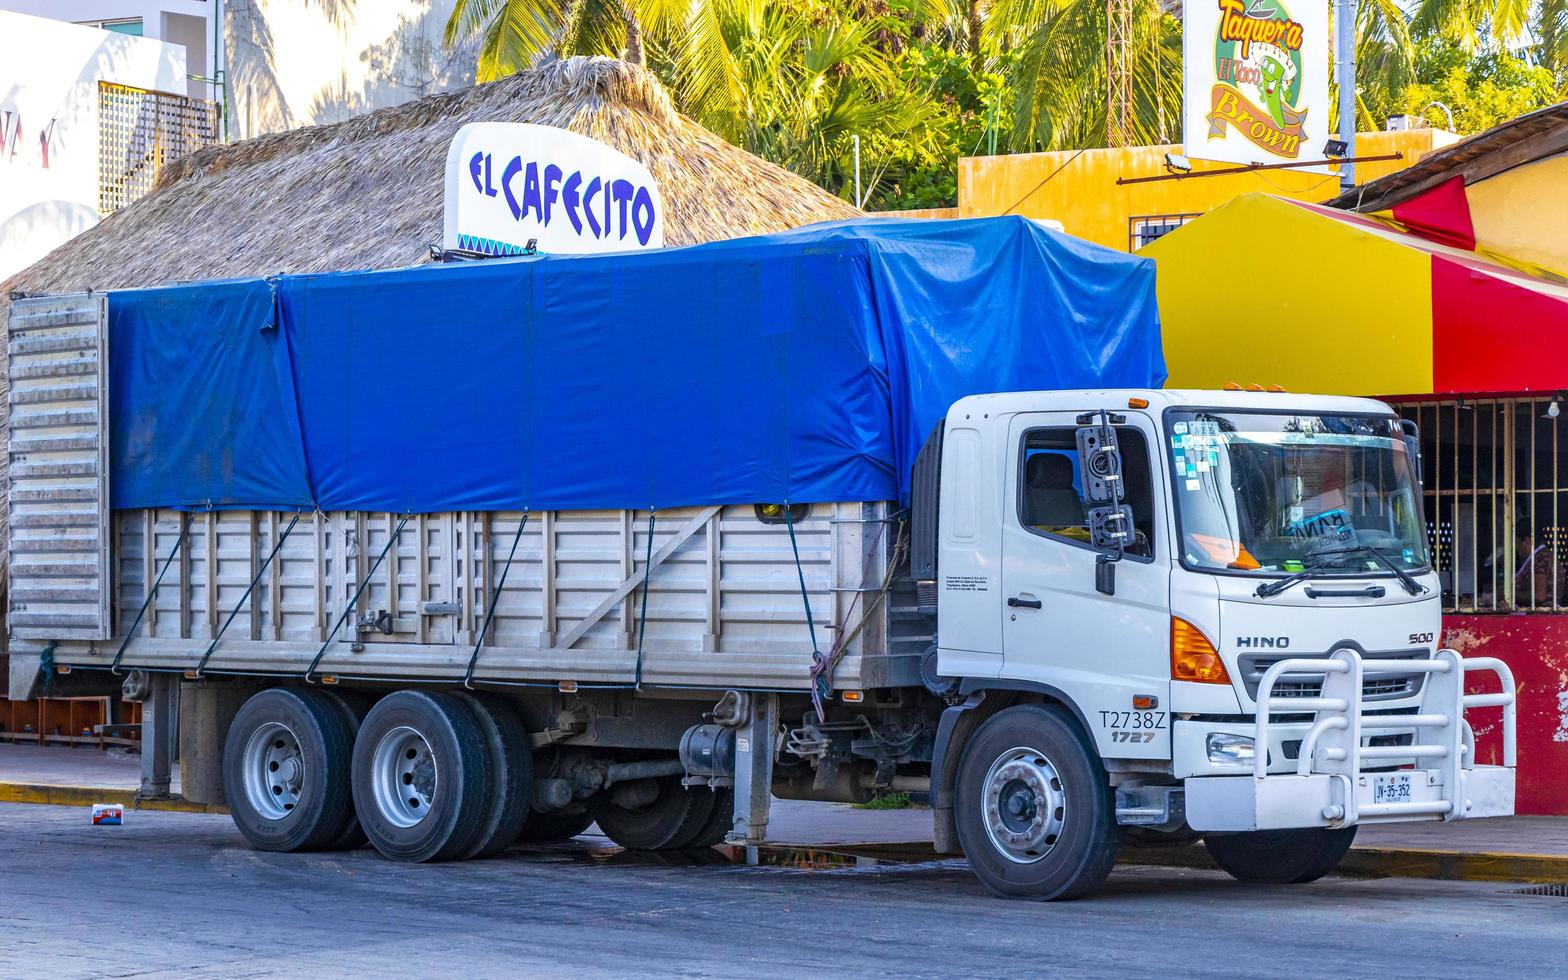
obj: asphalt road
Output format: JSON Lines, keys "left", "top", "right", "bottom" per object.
{"left": 2, "top": 802, "right": 1564, "bottom": 979}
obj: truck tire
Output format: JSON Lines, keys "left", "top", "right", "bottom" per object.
{"left": 1203, "top": 827, "right": 1358, "bottom": 884}
{"left": 320, "top": 689, "right": 377, "bottom": 850}
{"left": 590, "top": 773, "right": 719, "bottom": 850}
{"left": 453, "top": 691, "right": 534, "bottom": 859}
{"left": 683, "top": 788, "right": 736, "bottom": 849}
{"left": 350, "top": 691, "right": 494, "bottom": 863}
{"left": 222, "top": 688, "right": 356, "bottom": 853}
{"left": 954, "top": 704, "right": 1120, "bottom": 900}
{"left": 517, "top": 808, "right": 595, "bottom": 843}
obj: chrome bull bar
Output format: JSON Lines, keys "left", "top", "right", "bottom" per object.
{"left": 1252, "top": 648, "right": 1516, "bottom": 824}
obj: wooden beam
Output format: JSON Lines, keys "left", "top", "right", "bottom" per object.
{"left": 556, "top": 506, "right": 722, "bottom": 651}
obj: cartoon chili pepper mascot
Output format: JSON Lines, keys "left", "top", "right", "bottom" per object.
{"left": 1251, "top": 42, "right": 1297, "bottom": 128}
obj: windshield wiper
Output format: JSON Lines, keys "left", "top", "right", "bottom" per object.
{"left": 1256, "top": 544, "right": 1426, "bottom": 599}
{"left": 1253, "top": 562, "right": 1340, "bottom": 598}
{"left": 1319, "top": 544, "right": 1427, "bottom": 596}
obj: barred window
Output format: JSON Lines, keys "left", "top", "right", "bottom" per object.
{"left": 1129, "top": 213, "right": 1200, "bottom": 251}
{"left": 1398, "top": 397, "right": 1567, "bottom": 612}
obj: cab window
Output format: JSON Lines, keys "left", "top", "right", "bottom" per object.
{"left": 1018, "top": 427, "right": 1156, "bottom": 558}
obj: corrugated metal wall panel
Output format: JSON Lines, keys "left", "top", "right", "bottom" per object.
{"left": 7, "top": 294, "right": 111, "bottom": 640}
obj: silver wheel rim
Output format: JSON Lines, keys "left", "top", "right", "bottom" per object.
{"left": 982, "top": 745, "right": 1066, "bottom": 864}
{"left": 242, "top": 722, "right": 306, "bottom": 821}
{"left": 370, "top": 726, "right": 437, "bottom": 829}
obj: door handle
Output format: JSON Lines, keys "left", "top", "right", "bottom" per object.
{"left": 1008, "top": 595, "right": 1043, "bottom": 609}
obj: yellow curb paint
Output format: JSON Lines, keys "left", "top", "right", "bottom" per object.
{"left": 748, "top": 840, "right": 1568, "bottom": 885}
{"left": 1340, "top": 846, "right": 1568, "bottom": 885}
{"left": 0, "top": 782, "right": 227, "bottom": 814}
{"left": 1121, "top": 843, "right": 1568, "bottom": 885}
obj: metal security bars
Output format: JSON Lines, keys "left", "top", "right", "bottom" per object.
{"left": 98, "top": 82, "right": 220, "bottom": 217}
{"left": 1396, "top": 397, "right": 1568, "bottom": 613}
{"left": 1128, "top": 213, "right": 1201, "bottom": 251}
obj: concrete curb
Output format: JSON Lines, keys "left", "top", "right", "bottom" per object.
{"left": 0, "top": 782, "right": 227, "bottom": 814}
{"left": 779, "top": 839, "right": 1568, "bottom": 885}
{"left": 1125, "top": 843, "right": 1568, "bottom": 885}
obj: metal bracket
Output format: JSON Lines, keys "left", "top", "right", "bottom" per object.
{"left": 726, "top": 693, "right": 778, "bottom": 845}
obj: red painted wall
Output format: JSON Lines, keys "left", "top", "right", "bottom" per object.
{"left": 1444, "top": 614, "right": 1568, "bottom": 815}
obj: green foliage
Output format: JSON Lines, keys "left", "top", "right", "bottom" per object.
{"left": 852, "top": 790, "right": 916, "bottom": 809}
{"left": 443, "top": 0, "right": 1567, "bottom": 213}
{"left": 1360, "top": 35, "right": 1559, "bottom": 135}
{"left": 668, "top": 0, "right": 949, "bottom": 204}
{"left": 1005, "top": 0, "right": 1182, "bottom": 152}
{"left": 861, "top": 40, "right": 1016, "bottom": 209}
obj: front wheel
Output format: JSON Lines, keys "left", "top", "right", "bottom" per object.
{"left": 954, "top": 704, "right": 1120, "bottom": 900}
{"left": 1203, "top": 827, "right": 1358, "bottom": 884}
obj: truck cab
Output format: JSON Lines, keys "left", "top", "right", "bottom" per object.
{"left": 925, "top": 388, "right": 1516, "bottom": 897}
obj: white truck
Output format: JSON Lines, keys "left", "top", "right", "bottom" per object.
{"left": 4, "top": 287, "right": 1515, "bottom": 899}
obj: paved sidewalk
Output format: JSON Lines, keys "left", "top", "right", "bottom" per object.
{"left": 3, "top": 742, "right": 1565, "bottom": 882}
{"left": 0, "top": 743, "right": 176, "bottom": 790}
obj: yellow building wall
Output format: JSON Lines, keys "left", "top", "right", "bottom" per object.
{"left": 1465, "top": 153, "right": 1568, "bottom": 279}
{"left": 958, "top": 130, "right": 1457, "bottom": 251}
{"left": 1141, "top": 194, "right": 1435, "bottom": 397}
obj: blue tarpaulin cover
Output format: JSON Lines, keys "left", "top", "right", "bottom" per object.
{"left": 105, "top": 217, "right": 1164, "bottom": 512}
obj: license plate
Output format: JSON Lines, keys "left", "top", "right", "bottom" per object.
{"left": 1372, "top": 773, "right": 1415, "bottom": 805}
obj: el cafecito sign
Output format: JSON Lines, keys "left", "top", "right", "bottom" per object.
{"left": 1182, "top": 0, "right": 1329, "bottom": 171}
{"left": 444, "top": 122, "right": 664, "bottom": 256}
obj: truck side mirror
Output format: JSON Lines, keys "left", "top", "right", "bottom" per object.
{"left": 1088, "top": 503, "right": 1134, "bottom": 551}
{"left": 1095, "top": 554, "right": 1116, "bottom": 596}
{"left": 1078, "top": 411, "right": 1130, "bottom": 596}
{"left": 1399, "top": 418, "right": 1423, "bottom": 484}
{"left": 1075, "top": 417, "right": 1125, "bottom": 505}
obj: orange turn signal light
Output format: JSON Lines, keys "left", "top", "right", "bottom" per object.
{"left": 1128, "top": 397, "right": 1150, "bottom": 409}
{"left": 1171, "top": 617, "right": 1231, "bottom": 685}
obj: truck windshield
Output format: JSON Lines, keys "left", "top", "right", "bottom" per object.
{"left": 1167, "top": 410, "right": 1429, "bottom": 576}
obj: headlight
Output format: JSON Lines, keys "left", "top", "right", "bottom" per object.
{"left": 1206, "top": 733, "right": 1256, "bottom": 766}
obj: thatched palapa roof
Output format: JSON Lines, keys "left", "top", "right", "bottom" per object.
{"left": 0, "top": 56, "right": 863, "bottom": 598}
{"left": 4, "top": 56, "right": 861, "bottom": 297}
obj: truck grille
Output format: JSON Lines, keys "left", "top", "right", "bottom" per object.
{"left": 1271, "top": 676, "right": 1415, "bottom": 700}
{"left": 1237, "top": 649, "right": 1430, "bottom": 703}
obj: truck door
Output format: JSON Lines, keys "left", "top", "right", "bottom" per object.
{"left": 1001, "top": 412, "right": 1171, "bottom": 760}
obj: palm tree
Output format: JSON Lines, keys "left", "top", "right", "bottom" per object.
{"left": 673, "top": 0, "right": 941, "bottom": 199}
{"left": 445, "top": 0, "right": 688, "bottom": 78}
{"left": 1532, "top": 0, "right": 1568, "bottom": 77}
{"left": 1411, "top": 0, "right": 1533, "bottom": 51}
{"left": 998, "top": 0, "right": 1182, "bottom": 150}
{"left": 1353, "top": 0, "right": 1419, "bottom": 130}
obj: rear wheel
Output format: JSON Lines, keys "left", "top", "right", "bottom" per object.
{"left": 1203, "top": 827, "right": 1358, "bottom": 884}
{"left": 222, "top": 688, "right": 355, "bottom": 853}
{"left": 683, "top": 787, "right": 735, "bottom": 849}
{"left": 320, "top": 689, "right": 377, "bottom": 850}
{"left": 453, "top": 691, "right": 533, "bottom": 859}
{"left": 590, "top": 773, "right": 719, "bottom": 851}
{"left": 954, "top": 704, "right": 1120, "bottom": 900}
{"left": 351, "top": 691, "right": 494, "bottom": 863}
